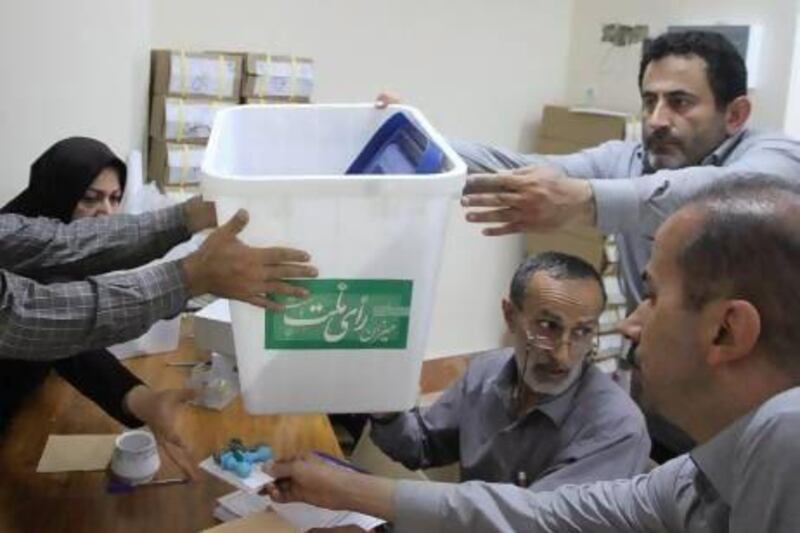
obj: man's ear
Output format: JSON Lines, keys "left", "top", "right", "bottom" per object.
{"left": 502, "top": 298, "right": 516, "bottom": 331}
{"left": 724, "top": 96, "right": 751, "bottom": 134}
{"left": 707, "top": 299, "right": 760, "bottom": 367}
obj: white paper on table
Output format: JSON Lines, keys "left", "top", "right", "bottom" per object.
{"left": 212, "top": 505, "right": 242, "bottom": 524}
{"left": 200, "top": 456, "right": 273, "bottom": 493}
{"left": 269, "top": 500, "right": 386, "bottom": 532}
{"left": 218, "top": 490, "right": 270, "bottom": 518}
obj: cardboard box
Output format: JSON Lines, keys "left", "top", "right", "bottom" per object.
{"left": 526, "top": 105, "right": 628, "bottom": 266}
{"left": 243, "top": 54, "right": 314, "bottom": 99}
{"left": 148, "top": 138, "right": 206, "bottom": 186}
{"left": 149, "top": 95, "right": 237, "bottom": 141}
{"left": 151, "top": 49, "right": 244, "bottom": 99}
{"left": 193, "top": 298, "right": 235, "bottom": 357}
{"left": 242, "top": 95, "right": 311, "bottom": 105}
{"left": 536, "top": 105, "right": 627, "bottom": 154}
{"left": 245, "top": 53, "right": 313, "bottom": 76}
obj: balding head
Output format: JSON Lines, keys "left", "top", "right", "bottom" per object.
{"left": 674, "top": 177, "right": 800, "bottom": 375}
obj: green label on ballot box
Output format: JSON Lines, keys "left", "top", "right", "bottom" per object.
{"left": 265, "top": 279, "right": 413, "bottom": 350}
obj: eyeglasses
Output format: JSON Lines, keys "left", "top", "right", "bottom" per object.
{"left": 525, "top": 323, "right": 598, "bottom": 358}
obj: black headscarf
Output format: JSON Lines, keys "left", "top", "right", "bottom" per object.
{"left": 1, "top": 137, "right": 127, "bottom": 223}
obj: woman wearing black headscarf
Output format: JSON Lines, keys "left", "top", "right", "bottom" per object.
{"left": 0, "top": 137, "right": 196, "bottom": 477}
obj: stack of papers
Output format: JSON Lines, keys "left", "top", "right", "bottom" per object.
{"left": 203, "top": 455, "right": 386, "bottom": 531}
{"left": 270, "top": 500, "right": 386, "bottom": 531}
{"left": 212, "top": 490, "right": 385, "bottom": 532}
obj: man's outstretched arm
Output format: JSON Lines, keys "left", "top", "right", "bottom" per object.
{"left": 0, "top": 209, "right": 317, "bottom": 361}
{"left": 0, "top": 197, "right": 216, "bottom": 279}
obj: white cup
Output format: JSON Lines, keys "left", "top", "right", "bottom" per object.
{"left": 110, "top": 430, "right": 161, "bottom": 485}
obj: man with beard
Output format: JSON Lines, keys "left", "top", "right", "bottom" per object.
{"left": 440, "top": 30, "right": 800, "bottom": 459}
{"left": 368, "top": 252, "right": 649, "bottom": 490}
{"left": 266, "top": 178, "right": 800, "bottom": 533}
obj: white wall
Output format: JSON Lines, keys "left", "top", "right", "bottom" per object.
{"left": 565, "top": 0, "right": 798, "bottom": 130}
{"left": 0, "top": 1, "right": 575, "bottom": 358}
{"left": 0, "top": 0, "right": 151, "bottom": 204}
{"left": 784, "top": 0, "right": 800, "bottom": 136}
{"left": 153, "top": 0, "right": 576, "bottom": 357}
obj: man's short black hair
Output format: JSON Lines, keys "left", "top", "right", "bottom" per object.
{"left": 678, "top": 176, "right": 800, "bottom": 374}
{"left": 639, "top": 31, "right": 747, "bottom": 108}
{"left": 509, "top": 251, "right": 606, "bottom": 310}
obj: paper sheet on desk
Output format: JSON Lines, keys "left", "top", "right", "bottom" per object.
{"left": 36, "top": 434, "right": 117, "bottom": 473}
{"left": 200, "top": 456, "right": 273, "bottom": 493}
{"left": 270, "top": 499, "right": 386, "bottom": 532}
{"left": 217, "top": 490, "right": 269, "bottom": 518}
{"left": 201, "top": 511, "right": 295, "bottom": 532}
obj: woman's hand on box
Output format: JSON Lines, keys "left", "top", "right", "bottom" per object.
{"left": 180, "top": 209, "right": 318, "bottom": 309}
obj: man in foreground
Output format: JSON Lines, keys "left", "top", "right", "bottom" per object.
{"left": 266, "top": 177, "right": 800, "bottom": 532}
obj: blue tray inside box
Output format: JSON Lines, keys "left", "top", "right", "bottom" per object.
{"left": 346, "top": 112, "right": 444, "bottom": 175}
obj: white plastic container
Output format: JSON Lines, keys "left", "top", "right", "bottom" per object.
{"left": 201, "top": 103, "right": 465, "bottom": 414}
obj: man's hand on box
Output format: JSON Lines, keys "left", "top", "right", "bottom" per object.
{"left": 180, "top": 209, "right": 318, "bottom": 309}
{"left": 461, "top": 166, "right": 596, "bottom": 235}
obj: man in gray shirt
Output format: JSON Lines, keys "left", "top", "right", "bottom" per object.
{"left": 455, "top": 31, "right": 800, "bottom": 309}
{"left": 453, "top": 30, "right": 800, "bottom": 458}
{"left": 266, "top": 177, "right": 800, "bottom": 533}
{"left": 369, "top": 252, "right": 649, "bottom": 489}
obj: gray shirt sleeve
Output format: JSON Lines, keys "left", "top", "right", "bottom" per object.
{"left": 451, "top": 139, "right": 624, "bottom": 179}
{"left": 370, "top": 374, "right": 467, "bottom": 470}
{"left": 592, "top": 166, "right": 771, "bottom": 237}
{"left": 393, "top": 456, "right": 696, "bottom": 533}
{"left": 591, "top": 136, "right": 800, "bottom": 236}
{"left": 0, "top": 204, "right": 190, "bottom": 279}
{"left": 0, "top": 261, "right": 188, "bottom": 361}
{"left": 529, "top": 419, "right": 651, "bottom": 492}
{"left": 454, "top": 136, "right": 800, "bottom": 240}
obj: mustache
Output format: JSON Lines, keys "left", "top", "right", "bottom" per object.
{"left": 644, "top": 128, "right": 681, "bottom": 148}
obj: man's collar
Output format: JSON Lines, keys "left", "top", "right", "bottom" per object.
{"left": 690, "top": 408, "right": 755, "bottom": 506}
{"left": 691, "top": 386, "right": 800, "bottom": 506}
{"left": 702, "top": 129, "right": 746, "bottom": 165}
{"left": 494, "top": 352, "right": 584, "bottom": 427}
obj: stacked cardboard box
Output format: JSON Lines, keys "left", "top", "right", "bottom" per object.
{"left": 148, "top": 50, "right": 243, "bottom": 189}
{"left": 242, "top": 54, "right": 314, "bottom": 104}
{"left": 529, "top": 105, "right": 631, "bottom": 381}
{"left": 148, "top": 50, "right": 315, "bottom": 189}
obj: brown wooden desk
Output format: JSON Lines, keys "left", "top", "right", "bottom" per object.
{"left": 420, "top": 353, "right": 474, "bottom": 395}
{"left": 0, "top": 335, "right": 342, "bottom": 533}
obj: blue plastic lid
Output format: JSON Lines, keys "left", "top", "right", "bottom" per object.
{"left": 346, "top": 112, "right": 444, "bottom": 175}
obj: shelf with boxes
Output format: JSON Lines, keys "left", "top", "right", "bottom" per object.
{"left": 590, "top": 235, "right": 632, "bottom": 391}
{"left": 147, "top": 49, "right": 315, "bottom": 191}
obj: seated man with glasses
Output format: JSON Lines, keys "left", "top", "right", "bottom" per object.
{"left": 369, "top": 252, "right": 650, "bottom": 490}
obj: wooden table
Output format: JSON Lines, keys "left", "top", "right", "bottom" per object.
{"left": 0, "top": 335, "right": 342, "bottom": 533}
{"left": 420, "top": 353, "right": 473, "bottom": 395}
